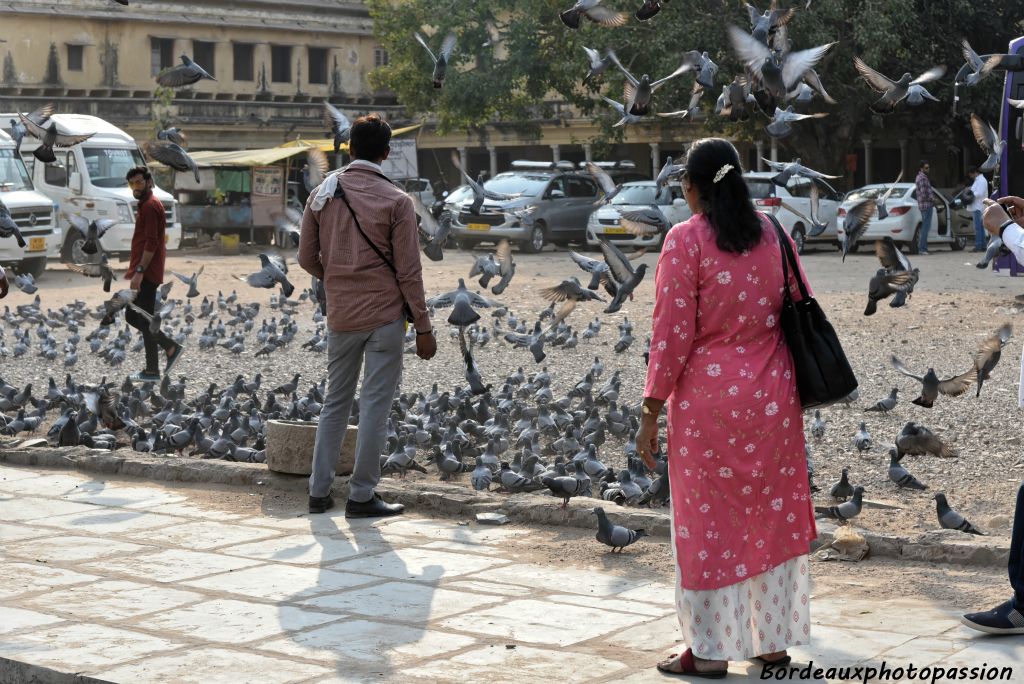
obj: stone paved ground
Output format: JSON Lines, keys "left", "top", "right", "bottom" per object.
{"left": 0, "top": 464, "right": 1021, "bottom": 684}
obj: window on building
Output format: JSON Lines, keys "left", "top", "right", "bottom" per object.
{"left": 308, "top": 47, "right": 328, "bottom": 85}
{"left": 233, "top": 43, "right": 254, "bottom": 81}
{"left": 271, "top": 45, "right": 292, "bottom": 83}
{"left": 150, "top": 37, "right": 174, "bottom": 77}
{"left": 66, "top": 44, "right": 83, "bottom": 72}
{"left": 373, "top": 48, "right": 389, "bottom": 68}
{"left": 192, "top": 40, "right": 216, "bottom": 79}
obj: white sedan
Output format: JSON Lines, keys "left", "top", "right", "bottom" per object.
{"left": 586, "top": 181, "right": 691, "bottom": 250}
{"left": 837, "top": 183, "right": 970, "bottom": 255}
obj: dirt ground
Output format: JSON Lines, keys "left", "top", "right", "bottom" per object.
{"left": 2, "top": 241, "right": 1022, "bottom": 546}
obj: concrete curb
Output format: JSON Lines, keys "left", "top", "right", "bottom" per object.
{"left": 0, "top": 446, "right": 1010, "bottom": 567}
{"left": 0, "top": 657, "right": 113, "bottom": 684}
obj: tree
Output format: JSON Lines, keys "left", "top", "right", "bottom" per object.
{"left": 367, "top": 0, "right": 1024, "bottom": 178}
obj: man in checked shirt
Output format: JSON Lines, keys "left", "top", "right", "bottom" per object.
{"left": 299, "top": 114, "right": 436, "bottom": 517}
{"left": 915, "top": 160, "right": 940, "bottom": 255}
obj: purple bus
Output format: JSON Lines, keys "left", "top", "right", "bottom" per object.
{"left": 997, "top": 36, "right": 1024, "bottom": 198}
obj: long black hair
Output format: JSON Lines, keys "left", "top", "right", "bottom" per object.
{"left": 684, "top": 138, "right": 762, "bottom": 254}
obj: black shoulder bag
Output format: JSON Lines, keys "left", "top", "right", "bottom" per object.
{"left": 766, "top": 213, "right": 858, "bottom": 410}
{"left": 332, "top": 170, "right": 415, "bottom": 324}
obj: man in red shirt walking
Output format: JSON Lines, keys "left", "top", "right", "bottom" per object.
{"left": 121, "top": 166, "right": 182, "bottom": 381}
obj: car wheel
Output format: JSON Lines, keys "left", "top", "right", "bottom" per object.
{"left": 455, "top": 237, "right": 475, "bottom": 251}
{"left": 520, "top": 222, "right": 546, "bottom": 254}
{"left": 907, "top": 224, "right": 922, "bottom": 255}
{"left": 16, "top": 257, "right": 46, "bottom": 279}
{"left": 950, "top": 233, "right": 967, "bottom": 251}
{"left": 790, "top": 224, "right": 806, "bottom": 254}
{"left": 61, "top": 229, "right": 86, "bottom": 263}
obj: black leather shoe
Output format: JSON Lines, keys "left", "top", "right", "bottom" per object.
{"left": 308, "top": 494, "right": 335, "bottom": 514}
{"left": 345, "top": 494, "right": 404, "bottom": 519}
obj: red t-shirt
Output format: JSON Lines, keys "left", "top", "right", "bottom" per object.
{"left": 127, "top": 193, "right": 166, "bottom": 284}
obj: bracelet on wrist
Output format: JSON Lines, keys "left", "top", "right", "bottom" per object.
{"left": 416, "top": 329, "right": 433, "bottom": 336}
{"left": 999, "top": 220, "right": 1015, "bottom": 240}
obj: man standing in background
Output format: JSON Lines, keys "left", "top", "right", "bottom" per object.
{"left": 915, "top": 160, "right": 937, "bottom": 255}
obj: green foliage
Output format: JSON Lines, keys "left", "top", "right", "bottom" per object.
{"left": 150, "top": 86, "right": 175, "bottom": 137}
{"left": 367, "top": 0, "right": 1024, "bottom": 172}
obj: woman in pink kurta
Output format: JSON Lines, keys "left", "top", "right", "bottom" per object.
{"left": 636, "top": 139, "right": 817, "bottom": 678}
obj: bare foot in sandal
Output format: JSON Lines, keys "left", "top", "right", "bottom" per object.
{"left": 657, "top": 649, "right": 728, "bottom": 678}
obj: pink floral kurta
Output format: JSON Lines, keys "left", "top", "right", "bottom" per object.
{"left": 644, "top": 213, "right": 817, "bottom": 592}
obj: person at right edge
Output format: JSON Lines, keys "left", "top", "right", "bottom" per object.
{"left": 298, "top": 114, "right": 436, "bottom": 518}
{"left": 960, "top": 196, "right": 1024, "bottom": 635}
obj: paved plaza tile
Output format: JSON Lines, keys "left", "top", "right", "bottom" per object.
{"left": 182, "top": 564, "right": 377, "bottom": 601}
{"left": 83, "top": 547, "right": 264, "bottom": 582}
{"left": 4, "top": 534, "right": 154, "bottom": 562}
{"left": 123, "top": 519, "right": 282, "bottom": 550}
{"left": 95, "top": 647, "right": 332, "bottom": 684}
{"left": 397, "top": 644, "right": 630, "bottom": 683}
{"left": 0, "top": 561, "right": 101, "bottom": 600}
{"left": 330, "top": 546, "right": 511, "bottom": 581}
{"left": 299, "top": 580, "right": 505, "bottom": 620}
{"left": 135, "top": 598, "right": 343, "bottom": 643}
{"left": 218, "top": 532, "right": 397, "bottom": 565}
{"left": 0, "top": 607, "right": 64, "bottom": 635}
{"left": 0, "top": 623, "right": 182, "bottom": 671}
{"left": 21, "top": 580, "right": 206, "bottom": 621}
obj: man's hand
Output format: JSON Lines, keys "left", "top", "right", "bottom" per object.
{"left": 983, "top": 198, "right": 1023, "bottom": 237}
{"left": 415, "top": 331, "right": 437, "bottom": 360}
{"left": 0, "top": 273, "right": 8, "bottom": 299}
{"left": 130, "top": 272, "right": 143, "bottom": 290}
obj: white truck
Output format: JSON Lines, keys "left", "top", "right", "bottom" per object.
{"left": 2, "top": 114, "right": 181, "bottom": 262}
{"left": 0, "top": 128, "right": 58, "bottom": 277}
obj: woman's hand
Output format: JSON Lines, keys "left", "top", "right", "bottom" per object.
{"left": 636, "top": 415, "right": 660, "bottom": 470}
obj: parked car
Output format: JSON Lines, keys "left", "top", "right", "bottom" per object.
{"left": 744, "top": 172, "right": 842, "bottom": 253}
{"left": 449, "top": 161, "right": 601, "bottom": 253}
{"left": 395, "top": 177, "right": 437, "bottom": 207}
{"left": 837, "top": 184, "right": 970, "bottom": 254}
{"left": 586, "top": 181, "right": 690, "bottom": 250}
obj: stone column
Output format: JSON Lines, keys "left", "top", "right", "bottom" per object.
{"left": 770, "top": 138, "right": 779, "bottom": 163}
{"left": 862, "top": 138, "right": 873, "bottom": 185}
{"left": 487, "top": 145, "right": 498, "bottom": 179}
{"left": 649, "top": 142, "right": 660, "bottom": 179}
{"left": 755, "top": 140, "right": 765, "bottom": 171}
{"left": 550, "top": 144, "right": 560, "bottom": 163}
{"left": 582, "top": 143, "right": 593, "bottom": 163}
{"left": 899, "top": 139, "right": 908, "bottom": 179}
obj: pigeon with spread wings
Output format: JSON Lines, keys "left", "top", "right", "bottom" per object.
{"left": 409, "top": 193, "right": 450, "bottom": 262}
{"left": 559, "top": 0, "right": 628, "bottom": 29}
{"left": 140, "top": 141, "right": 200, "bottom": 184}
{"left": 414, "top": 31, "right": 457, "bottom": 88}
{"left": 606, "top": 49, "right": 697, "bottom": 116}
{"left": 853, "top": 57, "right": 945, "bottom": 114}
{"left": 155, "top": 54, "right": 216, "bottom": 88}
{"left": 970, "top": 113, "right": 1004, "bottom": 173}
{"left": 19, "top": 113, "right": 94, "bottom": 164}
{"left": 323, "top": 102, "right": 352, "bottom": 153}
{"left": 973, "top": 323, "right": 1012, "bottom": 398}
{"left": 63, "top": 213, "right": 114, "bottom": 256}
{"left": 840, "top": 199, "right": 876, "bottom": 261}
{"left": 450, "top": 151, "right": 519, "bottom": 215}
{"left": 599, "top": 238, "right": 648, "bottom": 313}
{"left": 890, "top": 356, "right": 973, "bottom": 408}
{"left": 428, "top": 278, "right": 500, "bottom": 327}
{"left": 568, "top": 250, "right": 618, "bottom": 297}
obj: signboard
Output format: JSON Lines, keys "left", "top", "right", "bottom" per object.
{"left": 251, "top": 165, "right": 283, "bottom": 227}
{"left": 381, "top": 138, "right": 418, "bottom": 179}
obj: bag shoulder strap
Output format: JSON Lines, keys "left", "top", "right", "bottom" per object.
{"left": 335, "top": 167, "right": 398, "bottom": 275}
{"left": 763, "top": 212, "right": 812, "bottom": 302}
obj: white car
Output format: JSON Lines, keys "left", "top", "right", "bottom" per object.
{"left": 837, "top": 184, "right": 970, "bottom": 254}
{"left": 744, "top": 172, "right": 842, "bottom": 253}
{"left": 586, "top": 181, "right": 690, "bottom": 250}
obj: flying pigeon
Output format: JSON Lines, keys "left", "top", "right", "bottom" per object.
{"left": 890, "top": 356, "right": 972, "bottom": 408}
{"left": 414, "top": 31, "right": 457, "bottom": 88}
{"left": 140, "top": 141, "right": 200, "bottom": 184}
{"left": 599, "top": 238, "right": 648, "bottom": 313}
{"left": 853, "top": 57, "right": 945, "bottom": 114}
{"left": 18, "top": 113, "right": 94, "bottom": 164}
{"left": 896, "top": 421, "right": 954, "bottom": 459}
{"left": 323, "top": 103, "right": 352, "bottom": 153}
{"left": 156, "top": 54, "right": 216, "bottom": 87}
{"left": 973, "top": 323, "right": 1013, "bottom": 397}
{"left": 244, "top": 253, "right": 295, "bottom": 298}
{"left": 970, "top": 114, "right": 1005, "bottom": 173}
{"left": 0, "top": 200, "right": 27, "bottom": 248}
{"left": 559, "top": 0, "right": 629, "bottom": 29}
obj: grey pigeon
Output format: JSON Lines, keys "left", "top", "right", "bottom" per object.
{"left": 244, "top": 253, "right": 295, "bottom": 298}
{"left": 746, "top": 1, "right": 795, "bottom": 45}
{"left": 504, "top": 321, "right": 547, "bottom": 364}
{"left": 852, "top": 422, "right": 871, "bottom": 454}
{"left": 498, "top": 462, "right": 544, "bottom": 493}
{"left": 414, "top": 32, "right": 457, "bottom": 88}
{"left": 323, "top": 103, "right": 352, "bottom": 153}
{"left": 156, "top": 54, "right": 216, "bottom": 87}
{"left": 594, "top": 506, "right": 647, "bottom": 552}
{"left": 0, "top": 200, "right": 27, "bottom": 248}
{"left": 13, "top": 272, "right": 37, "bottom": 295}
{"left": 841, "top": 199, "right": 877, "bottom": 261}
{"left": 890, "top": 356, "right": 973, "bottom": 408}
{"left": 470, "top": 456, "right": 493, "bottom": 491}
{"left": 853, "top": 57, "right": 944, "bottom": 114}
{"left": 428, "top": 278, "right": 499, "bottom": 327}
{"left": 888, "top": 449, "right": 927, "bottom": 491}
{"left": 9, "top": 104, "right": 52, "bottom": 152}
{"left": 765, "top": 105, "right": 828, "bottom": 139}
{"left": 934, "top": 492, "right": 984, "bottom": 535}
{"left": 409, "top": 194, "right": 450, "bottom": 262}
{"left": 64, "top": 213, "right": 115, "bottom": 256}
{"left": 896, "top": 421, "right": 954, "bottom": 459}
{"left": 830, "top": 467, "right": 854, "bottom": 502}
{"left": 599, "top": 239, "right": 647, "bottom": 313}
{"left": 974, "top": 323, "right": 1013, "bottom": 397}
{"left": 66, "top": 253, "right": 114, "bottom": 292}
{"left": 970, "top": 114, "right": 1005, "bottom": 173}
{"left": 815, "top": 485, "right": 864, "bottom": 521}
{"left": 762, "top": 158, "right": 840, "bottom": 188}
{"left": 619, "top": 207, "right": 670, "bottom": 237}
{"left": 19, "top": 113, "right": 94, "bottom": 164}
{"left": 865, "top": 388, "right": 898, "bottom": 413}
{"left": 810, "top": 410, "right": 826, "bottom": 441}
{"left": 569, "top": 250, "right": 617, "bottom": 296}
{"left": 171, "top": 266, "right": 204, "bottom": 298}
{"left": 976, "top": 236, "right": 1006, "bottom": 269}
{"left": 600, "top": 96, "right": 644, "bottom": 128}
{"left": 960, "top": 39, "right": 1000, "bottom": 86}
{"left": 585, "top": 162, "right": 622, "bottom": 203}
{"left": 140, "top": 140, "right": 200, "bottom": 184}
{"left": 607, "top": 49, "right": 695, "bottom": 116}
{"left": 582, "top": 46, "right": 613, "bottom": 85}
{"left": 559, "top": 0, "right": 628, "bottom": 29}
{"left": 157, "top": 126, "right": 187, "bottom": 146}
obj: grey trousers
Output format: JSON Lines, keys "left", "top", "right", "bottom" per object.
{"left": 309, "top": 318, "right": 404, "bottom": 501}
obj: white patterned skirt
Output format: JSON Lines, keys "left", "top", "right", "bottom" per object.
{"left": 676, "top": 555, "right": 810, "bottom": 662}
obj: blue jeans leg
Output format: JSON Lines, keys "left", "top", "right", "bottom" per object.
{"left": 918, "top": 206, "right": 933, "bottom": 252}
{"left": 1011, "top": 481, "right": 1024, "bottom": 607}
{"left": 973, "top": 210, "right": 986, "bottom": 250}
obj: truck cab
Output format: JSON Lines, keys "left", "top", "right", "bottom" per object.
{"left": 0, "top": 129, "right": 58, "bottom": 277}
{"left": 2, "top": 113, "right": 181, "bottom": 261}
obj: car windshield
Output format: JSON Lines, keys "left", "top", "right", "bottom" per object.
{"left": 611, "top": 185, "right": 669, "bottom": 205}
{"left": 745, "top": 179, "right": 775, "bottom": 199}
{"left": 845, "top": 187, "right": 886, "bottom": 201}
{"left": 446, "top": 185, "right": 473, "bottom": 203}
{"left": 82, "top": 147, "right": 147, "bottom": 188}
{"left": 401, "top": 179, "right": 428, "bottom": 192}
{"left": 0, "top": 149, "right": 33, "bottom": 192}
{"left": 483, "top": 173, "right": 549, "bottom": 197}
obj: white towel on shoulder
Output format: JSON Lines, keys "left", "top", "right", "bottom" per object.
{"left": 310, "top": 171, "right": 344, "bottom": 212}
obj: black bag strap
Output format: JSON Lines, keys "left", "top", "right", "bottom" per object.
{"left": 764, "top": 212, "right": 812, "bottom": 302}
{"left": 334, "top": 167, "right": 398, "bottom": 275}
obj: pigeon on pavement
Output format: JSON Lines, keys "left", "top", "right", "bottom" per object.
{"left": 594, "top": 506, "right": 648, "bottom": 552}
{"left": 934, "top": 492, "right": 984, "bottom": 535}
{"left": 830, "top": 467, "right": 854, "bottom": 502}
{"left": 896, "top": 421, "right": 954, "bottom": 459}
{"left": 852, "top": 422, "right": 871, "bottom": 454}
{"left": 815, "top": 486, "right": 865, "bottom": 521}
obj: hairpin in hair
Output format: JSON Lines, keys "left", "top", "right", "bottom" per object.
{"left": 713, "top": 164, "right": 734, "bottom": 184}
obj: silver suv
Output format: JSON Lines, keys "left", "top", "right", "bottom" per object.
{"left": 450, "top": 161, "right": 602, "bottom": 253}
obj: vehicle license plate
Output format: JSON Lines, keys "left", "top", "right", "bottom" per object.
{"left": 603, "top": 226, "right": 626, "bottom": 234}
{"left": 467, "top": 223, "right": 490, "bottom": 232}
{"left": 27, "top": 237, "right": 46, "bottom": 252}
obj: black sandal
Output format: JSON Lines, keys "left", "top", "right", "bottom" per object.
{"left": 657, "top": 649, "right": 728, "bottom": 679}
{"left": 752, "top": 654, "right": 792, "bottom": 666}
